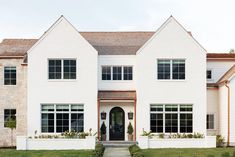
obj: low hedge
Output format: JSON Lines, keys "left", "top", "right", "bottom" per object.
{"left": 92, "top": 143, "right": 105, "bottom": 157}
{"left": 129, "top": 144, "right": 144, "bottom": 157}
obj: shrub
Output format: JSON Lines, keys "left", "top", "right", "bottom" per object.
{"left": 216, "top": 135, "right": 225, "bottom": 147}
{"left": 127, "top": 122, "right": 134, "bottom": 135}
{"left": 78, "top": 132, "right": 89, "bottom": 139}
{"left": 92, "top": 143, "right": 105, "bottom": 157}
{"left": 221, "top": 152, "right": 230, "bottom": 157}
{"left": 129, "top": 145, "right": 144, "bottom": 157}
{"left": 100, "top": 122, "right": 106, "bottom": 135}
{"left": 61, "top": 130, "right": 78, "bottom": 138}
{"left": 141, "top": 129, "right": 153, "bottom": 138}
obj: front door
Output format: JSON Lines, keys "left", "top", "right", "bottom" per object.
{"left": 109, "top": 107, "right": 125, "bottom": 140}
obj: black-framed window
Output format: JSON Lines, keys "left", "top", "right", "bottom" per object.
{"left": 102, "top": 66, "right": 111, "bottom": 80}
{"left": 63, "top": 60, "right": 76, "bottom": 79}
{"left": 48, "top": 59, "right": 76, "bottom": 80}
{"left": 124, "top": 67, "right": 133, "bottom": 80}
{"left": 207, "top": 70, "right": 212, "bottom": 80}
{"left": 113, "top": 66, "right": 122, "bottom": 80}
{"left": 157, "top": 59, "right": 185, "bottom": 80}
{"left": 48, "top": 60, "right": 62, "bottom": 79}
{"left": 207, "top": 114, "right": 214, "bottom": 130}
{"left": 4, "top": 109, "right": 16, "bottom": 127}
{"left": 157, "top": 60, "right": 170, "bottom": 79}
{"left": 4, "top": 67, "right": 16, "bottom": 85}
{"left": 41, "top": 104, "right": 84, "bottom": 133}
{"left": 150, "top": 104, "right": 193, "bottom": 133}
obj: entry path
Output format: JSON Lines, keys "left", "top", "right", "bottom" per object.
{"left": 103, "top": 147, "right": 131, "bottom": 157}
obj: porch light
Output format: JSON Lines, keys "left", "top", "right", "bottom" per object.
{"left": 101, "top": 112, "right": 106, "bottom": 120}
{"left": 128, "top": 112, "right": 134, "bottom": 120}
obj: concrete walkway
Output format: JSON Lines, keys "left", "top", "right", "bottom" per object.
{"left": 103, "top": 147, "right": 131, "bottom": 157}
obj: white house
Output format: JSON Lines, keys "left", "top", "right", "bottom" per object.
{"left": 1, "top": 15, "right": 235, "bottom": 149}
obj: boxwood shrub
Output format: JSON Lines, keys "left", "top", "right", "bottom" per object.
{"left": 92, "top": 143, "right": 105, "bottom": 157}
{"left": 129, "top": 144, "right": 144, "bottom": 157}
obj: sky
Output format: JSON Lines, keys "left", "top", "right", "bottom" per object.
{"left": 0, "top": 0, "right": 235, "bottom": 52}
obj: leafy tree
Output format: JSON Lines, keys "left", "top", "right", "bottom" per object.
{"left": 5, "top": 118, "right": 16, "bottom": 147}
{"left": 229, "top": 49, "right": 235, "bottom": 53}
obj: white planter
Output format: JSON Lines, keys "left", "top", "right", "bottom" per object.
{"left": 138, "top": 136, "right": 216, "bottom": 149}
{"left": 17, "top": 136, "right": 96, "bottom": 150}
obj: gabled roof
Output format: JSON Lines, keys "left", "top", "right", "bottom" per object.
{"left": 217, "top": 64, "right": 235, "bottom": 84}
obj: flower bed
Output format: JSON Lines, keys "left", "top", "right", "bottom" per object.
{"left": 17, "top": 136, "right": 96, "bottom": 150}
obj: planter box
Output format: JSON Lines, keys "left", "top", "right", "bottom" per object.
{"left": 17, "top": 136, "right": 96, "bottom": 150}
{"left": 138, "top": 136, "right": 216, "bottom": 149}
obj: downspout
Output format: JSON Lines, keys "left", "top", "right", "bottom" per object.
{"left": 225, "top": 81, "right": 230, "bottom": 146}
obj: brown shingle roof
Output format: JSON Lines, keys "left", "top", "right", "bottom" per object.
{"left": 98, "top": 91, "right": 136, "bottom": 100}
{"left": 0, "top": 32, "right": 155, "bottom": 57}
{"left": 207, "top": 53, "right": 235, "bottom": 59}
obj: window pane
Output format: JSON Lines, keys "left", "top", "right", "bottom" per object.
{"left": 150, "top": 105, "right": 163, "bottom": 112}
{"left": 4, "top": 67, "right": 16, "bottom": 85}
{"left": 157, "top": 60, "right": 170, "bottom": 80}
{"left": 165, "top": 113, "right": 178, "bottom": 133}
{"left": 41, "top": 105, "right": 54, "bottom": 112}
{"left": 165, "top": 105, "right": 178, "bottom": 112}
{"left": 71, "top": 105, "right": 84, "bottom": 111}
{"left": 207, "top": 70, "right": 212, "bottom": 79}
{"left": 4, "top": 109, "right": 16, "bottom": 127}
{"left": 48, "top": 60, "right": 61, "bottom": 79}
{"left": 180, "top": 105, "right": 193, "bottom": 112}
{"left": 172, "top": 60, "right": 185, "bottom": 80}
{"left": 63, "top": 59, "right": 76, "bottom": 79}
{"left": 41, "top": 113, "right": 54, "bottom": 133}
{"left": 207, "top": 114, "right": 214, "bottom": 129}
{"left": 150, "top": 113, "right": 163, "bottom": 133}
{"left": 113, "top": 66, "right": 122, "bottom": 80}
{"left": 56, "top": 105, "right": 69, "bottom": 111}
{"left": 124, "top": 67, "right": 133, "bottom": 80}
{"left": 56, "top": 113, "right": 69, "bottom": 133}
{"left": 180, "top": 113, "right": 193, "bottom": 133}
{"left": 102, "top": 66, "right": 111, "bottom": 80}
{"left": 71, "top": 113, "right": 84, "bottom": 132}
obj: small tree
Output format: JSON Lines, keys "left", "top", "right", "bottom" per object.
{"left": 127, "top": 122, "right": 133, "bottom": 135}
{"left": 230, "top": 49, "right": 235, "bottom": 53}
{"left": 5, "top": 118, "right": 16, "bottom": 147}
{"left": 100, "top": 122, "right": 106, "bottom": 135}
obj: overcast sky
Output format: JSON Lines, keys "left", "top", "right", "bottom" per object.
{"left": 0, "top": 0, "right": 234, "bottom": 52}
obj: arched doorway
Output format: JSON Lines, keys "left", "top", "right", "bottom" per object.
{"left": 109, "top": 107, "right": 125, "bottom": 140}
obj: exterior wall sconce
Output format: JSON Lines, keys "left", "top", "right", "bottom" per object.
{"left": 128, "top": 112, "right": 134, "bottom": 120}
{"left": 101, "top": 112, "right": 106, "bottom": 120}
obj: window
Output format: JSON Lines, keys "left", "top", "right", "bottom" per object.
{"left": 157, "top": 59, "right": 185, "bottom": 80}
{"left": 4, "top": 109, "right": 16, "bottom": 127}
{"left": 150, "top": 104, "right": 193, "bottom": 133}
{"left": 207, "top": 70, "right": 212, "bottom": 80}
{"left": 101, "top": 66, "right": 133, "bottom": 81}
{"left": 48, "top": 59, "right": 76, "bottom": 80}
{"left": 207, "top": 114, "right": 214, "bottom": 130}
{"left": 41, "top": 104, "right": 84, "bottom": 133}
{"left": 124, "top": 67, "right": 133, "bottom": 80}
{"left": 113, "top": 66, "right": 122, "bottom": 80}
{"left": 102, "top": 66, "right": 111, "bottom": 80}
{"left": 63, "top": 60, "right": 76, "bottom": 79}
{"left": 4, "top": 67, "right": 16, "bottom": 85}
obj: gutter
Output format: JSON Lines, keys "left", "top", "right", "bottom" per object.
{"left": 225, "top": 81, "right": 230, "bottom": 146}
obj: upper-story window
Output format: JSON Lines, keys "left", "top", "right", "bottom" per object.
{"left": 4, "top": 66, "right": 16, "bottom": 85}
{"left": 207, "top": 70, "right": 212, "bottom": 80}
{"left": 48, "top": 59, "right": 76, "bottom": 80}
{"left": 157, "top": 59, "right": 185, "bottom": 80}
{"left": 101, "top": 66, "right": 133, "bottom": 81}
{"left": 4, "top": 109, "right": 16, "bottom": 127}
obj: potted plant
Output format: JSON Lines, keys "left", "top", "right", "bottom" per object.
{"left": 127, "top": 122, "right": 134, "bottom": 141}
{"left": 100, "top": 122, "right": 107, "bottom": 141}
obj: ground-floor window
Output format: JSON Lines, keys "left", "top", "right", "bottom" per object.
{"left": 4, "top": 109, "right": 16, "bottom": 127}
{"left": 150, "top": 104, "right": 193, "bottom": 133}
{"left": 41, "top": 104, "right": 84, "bottom": 133}
{"left": 206, "top": 114, "right": 214, "bottom": 130}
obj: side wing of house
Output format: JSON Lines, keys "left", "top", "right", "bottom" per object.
{"left": 27, "top": 16, "right": 98, "bottom": 136}
{"left": 136, "top": 16, "right": 207, "bottom": 138}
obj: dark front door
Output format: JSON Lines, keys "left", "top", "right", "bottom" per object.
{"left": 109, "top": 107, "right": 125, "bottom": 140}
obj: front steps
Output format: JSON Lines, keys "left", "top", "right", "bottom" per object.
{"left": 100, "top": 141, "right": 137, "bottom": 147}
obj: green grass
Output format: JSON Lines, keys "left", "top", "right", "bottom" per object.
{"left": 142, "top": 148, "right": 235, "bottom": 157}
{"left": 0, "top": 149, "right": 93, "bottom": 157}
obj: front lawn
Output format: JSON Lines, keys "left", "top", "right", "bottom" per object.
{"left": 0, "top": 149, "right": 93, "bottom": 157}
{"left": 143, "top": 148, "right": 235, "bottom": 157}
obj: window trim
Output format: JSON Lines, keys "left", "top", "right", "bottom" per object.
{"left": 207, "top": 113, "right": 215, "bottom": 130}
{"left": 4, "top": 109, "right": 16, "bottom": 128}
{"left": 3, "top": 66, "right": 17, "bottom": 86}
{"left": 40, "top": 103, "right": 84, "bottom": 134}
{"left": 150, "top": 104, "right": 193, "bottom": 134}
{"left": 101, "top": 65, "right": 134, "bottom": 81}
{"left": 157, "top": 59, "right": 186, "bottom": 81}
{"left": 47, "top": 58, "right": 77, "bottom": 81}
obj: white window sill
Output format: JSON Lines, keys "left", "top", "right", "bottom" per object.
{"left": 48, "top": 79, "right": 77, "bottom": 82}
{"left": 156, "top": 79, "right": 186, "bottom": 82}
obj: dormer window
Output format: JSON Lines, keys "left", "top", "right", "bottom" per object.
{"left": 207, "top": 70, "right": 212, "bottom": 80}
